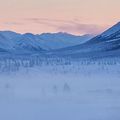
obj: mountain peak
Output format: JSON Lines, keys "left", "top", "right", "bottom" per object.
{"left": 101, "top": 21, "right": 120, "bottom": 37}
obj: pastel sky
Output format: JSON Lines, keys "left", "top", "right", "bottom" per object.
{"left": 0, "top": 0, "right": 120, "bottom": 35}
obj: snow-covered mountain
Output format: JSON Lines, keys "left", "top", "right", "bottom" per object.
{"left": 38, "top": 32, "right": 93, "bottom": 49}
{"left": 0, "top": 31, "right": 21, "bottom": 39}
{"left": 85, "top": 22, "right": 120, "bottom": 45}
{"left": 53, "top": 21, "right": 120, "bottom": 58}
{"left": 1, "top": 21, "right": 120, "bottom": 58}
{"left": 101, "top": 22, "right": 120, "bottom": 37}
{"left": 0, "top": 31, "right": 93, "bottom": 53}
{"left": 85, "top": 21, "right": 120, "bottom": 51}
{"left": 0, "top": 33, "right": 16, "bottom": 52}
{"left": 13, "top": 33, "right": 45, "bottom": 53}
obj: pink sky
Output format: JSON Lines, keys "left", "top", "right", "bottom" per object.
{"left": 0, "top": 0, "right": 120, "bottom": 35}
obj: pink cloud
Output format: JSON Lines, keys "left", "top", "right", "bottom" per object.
{"left": 26, "top": 18, "right": 108, "bottom": 35}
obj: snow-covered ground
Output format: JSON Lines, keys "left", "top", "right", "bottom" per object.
{"left": 0, "top": 58, "right": 120, "bottom": 120}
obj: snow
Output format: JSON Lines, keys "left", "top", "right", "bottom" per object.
{"left": 0, "top": 31, "right": 21, "bottom": 40}
{"left": 0, "top": 22, "right": 120, "bottom": 120}
{"left": 101, "top": 22, "right": 120, "bottom": 37}
{"left": 0, "top": 31, "right": 93, "bottom": 52}
{"left": 39, "top": 32, "right": 93, "bottom": 49}
{"left": 105, "top": 38, "right": 120, "bottom": 43}
{"left": 0, "top": 57, "right": 120, "bottom": 120}
{"left": 0, "top": 35, "right": 15, "bottom": 51}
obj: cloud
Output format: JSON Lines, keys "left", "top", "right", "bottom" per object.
{"left": 25, "top": 18, "right": 76, "bottom": 28}
{"left": 4, "top": 22, "right": 24, "bottom": 26}
{"left": 26, "top": 18, "right": 75, "bottom": 24}
{"left": 57, "top": 23, "right": 107, "bottom": 35}
{"left": 25, "top": 17, "right": 107, "bottom": 35}
{"left": 3, "top": 18, "right": 107, "bottom": 35}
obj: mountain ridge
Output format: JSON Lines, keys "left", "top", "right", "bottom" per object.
{"left": 52, "top": 21, "right": 120, "bottom": 58}
{"left": 0, "top": 31, "right": 93, "bottom": 53}
{"left": 0, "top": 21, "right": 120, "bottom": 58}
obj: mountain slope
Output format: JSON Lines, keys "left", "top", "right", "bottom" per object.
{"left": 0, "top": 31, "right": 93, "bottom": 54}
{"left": 85, "top": 22, "right": 120, "bottom": 51}
{"left": 0, "top": 33, "right": 15, "bottom": 52}
{"left": 38, "top": 32, "right": 93, "bottom": 49}
{"left": 52, "top": 21, "right": 120, "bottom": 58}
{"left": 101, "top": 22, "right": 120, "bottom": 37}
{"left": 14, "top": 33, "right": 45, "bottom": 53}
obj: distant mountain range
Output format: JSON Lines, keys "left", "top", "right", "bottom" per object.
{"left": 0, "top": 31, "right": 93, "bottom": 53}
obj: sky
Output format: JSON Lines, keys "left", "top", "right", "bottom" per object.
{"left": 0, "top": 0, "right": 120, "bottom": 35}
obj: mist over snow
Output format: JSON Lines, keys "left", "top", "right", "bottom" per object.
{"left": 0, "top": 56, "right": 120, "bottom": 120}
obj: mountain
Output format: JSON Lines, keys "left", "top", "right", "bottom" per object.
{"left": 0, "top": 22, "right": 120, "bottom": 58}
{"left": 101, "top": 22, "right": 120, "bottom": 37}
{"left": 52, "top": 21, "right": 120, "bottom": 58}
{"left": 38, "top": 32, "right": 93, "bottom": 49}
{"left": 85, "top": 22, "right": 120, "bottom": 51}
{"left": 13, "top": 33, "right": 45, "bottom": 53}
{"left": 0, "top": 31, "right": 21, "bottom": 39}
{"left": 0, "top": 33, "right": 16, "bottom": 52}
{"left": 0, "top": 31, "right": 93, "bottom": 54}
{"left": 85, "top": 22, "right": 120, "bottom": 45}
